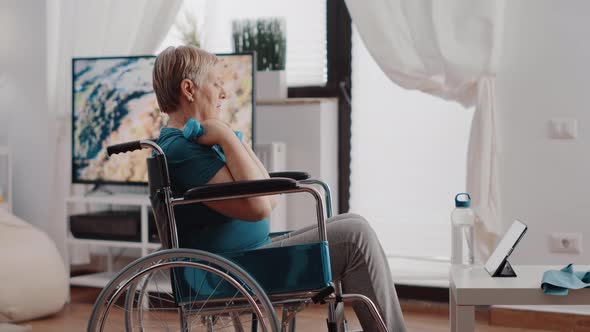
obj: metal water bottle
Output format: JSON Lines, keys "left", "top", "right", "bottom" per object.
{"left": 451, "top": 193, "right": 475, "bottom": 265}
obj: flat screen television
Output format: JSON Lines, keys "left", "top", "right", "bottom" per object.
{"left": 71, "top": 53, "right": 255, "bottom": 185}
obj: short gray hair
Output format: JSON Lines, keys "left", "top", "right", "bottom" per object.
{"left": 152, "top": 45, "right": 218, "bottom": 113}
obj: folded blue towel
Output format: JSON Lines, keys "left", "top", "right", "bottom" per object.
{"left": 541, "top": 264, "right": 590, "bottom": 295}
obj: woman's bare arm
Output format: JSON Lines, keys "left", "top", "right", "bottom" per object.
{"left": 196, "top": 120, "right": 273, "bottom": 221}
{"left": 241, "top": 141, "right": 279, "bottom": 209}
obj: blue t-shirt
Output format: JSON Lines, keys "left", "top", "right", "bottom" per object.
{"left": 156, "top": 127, "right": 271, "bottom": 253}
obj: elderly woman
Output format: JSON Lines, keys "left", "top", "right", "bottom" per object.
{"left": 153, "top": 45, "right": 406, "bottom": 332}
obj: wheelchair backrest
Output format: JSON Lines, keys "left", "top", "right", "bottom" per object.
{"left": 146, "top": 154, "right": 174, "bottom": 250}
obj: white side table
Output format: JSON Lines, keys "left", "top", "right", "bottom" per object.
{"left": 450, "top": 265, "right": 590, "bottom": 332}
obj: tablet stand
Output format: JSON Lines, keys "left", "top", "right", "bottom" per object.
{"left": 492, "top": 259, "right": 517, "bottom": 277}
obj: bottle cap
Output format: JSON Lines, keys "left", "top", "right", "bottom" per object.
{"left": 455, "top": 193, "right": 471, "bottom": 208}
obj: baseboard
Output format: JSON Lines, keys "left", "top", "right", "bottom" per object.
{"left": 401, "top": 298, "right": 590, "bottom": 330}
{"left": 400, "top": 300, "right": 491, "bottom": 322}
{"left": 397, "top": 285, "right": 448, "bottom": 303}
{"left": 490, "top": 307, "right": 590, "bottom": 331}
{"left": 70, "top": 253, "right": 136, "bottom": 276}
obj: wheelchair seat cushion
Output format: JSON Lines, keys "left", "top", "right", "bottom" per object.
{"left": 0, "top": 209, "right": 68, "bottom": 322}
{"left": 175, "top": 242, "right": 333, "bottom": 303}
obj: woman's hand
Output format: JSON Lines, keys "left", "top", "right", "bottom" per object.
{"left": 196, "top": 119, "right": 235, "bottom": 146}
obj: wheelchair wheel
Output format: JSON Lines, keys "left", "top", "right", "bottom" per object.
{"left": 88, "top": 249, "right": 279, "bottom": 332}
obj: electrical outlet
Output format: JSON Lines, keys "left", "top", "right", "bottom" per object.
{"left": 549, "top": 119, "right": 578, "bottom": 139}
{"left": 549, "top": 233, "right": 583, "bottom": 254}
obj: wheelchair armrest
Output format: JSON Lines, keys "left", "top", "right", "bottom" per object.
{"left": 270, "top": 231, "right": 293, "bottom": 238}
{"left": 269, "top": 171, "right": 310, "bottom": 181}
{"left": 183, "top": 178, "right": 298, "bottom": 201}
{"left": 180, "top": 178, "right": 328, "bottom": 241}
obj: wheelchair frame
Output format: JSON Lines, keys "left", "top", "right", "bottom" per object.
{"left": 87, "top": 139, "right": 388, "bottom": 332}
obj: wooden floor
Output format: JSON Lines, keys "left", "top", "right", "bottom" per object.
{"left": 15, "top": 302, "right": 547, "bottom": 332}
{"left": 6, "top": 287, "right": 552, "bottom": 332}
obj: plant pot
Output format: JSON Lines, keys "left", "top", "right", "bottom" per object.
{"left": 256, "top": 70, "right": 287, "bottom": 101}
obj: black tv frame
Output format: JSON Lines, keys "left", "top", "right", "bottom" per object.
{"left": 71, "top": 51, "right": 256, "bottom": 186}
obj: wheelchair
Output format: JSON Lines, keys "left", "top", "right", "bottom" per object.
{"left": 87, "top": 139, "right": 388, "bottom": 332}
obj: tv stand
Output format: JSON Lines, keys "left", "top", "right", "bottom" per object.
{"left": 66, "top": 192, "right": 158, "bottom": 289}
{"left": 85, "top": 184, "right": 114, "bottom": 196}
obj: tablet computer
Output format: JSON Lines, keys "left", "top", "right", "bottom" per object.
{"left": 484, "top": 220, "right": 528, "bottom": 277}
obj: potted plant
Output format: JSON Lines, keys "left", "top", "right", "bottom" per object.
{"left": 232, "top": 17, "right": 287, "bottom": 101}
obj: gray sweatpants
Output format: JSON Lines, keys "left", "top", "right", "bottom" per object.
{"left": 263, "top": 213, "right": 407, "bottom": 332}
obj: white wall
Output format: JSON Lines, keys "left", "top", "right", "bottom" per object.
{"left": 0, "top": 1, "right": 53, "bottom": 235}
{"left": 498, "top": 0, "right": 590, "bottom": 265}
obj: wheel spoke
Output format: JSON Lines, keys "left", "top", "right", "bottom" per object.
{"left": 88, "top": 250, "right": 279, "bottom": 332}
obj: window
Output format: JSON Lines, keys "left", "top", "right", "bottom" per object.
{"left": 160, "top": 0, "right": 351, "bottom": 213}
{"left": 350, "top": 27, "right": 474, "bottom": 285}
{"left": 159, "top": 0, "right": 327, "bottom": 87}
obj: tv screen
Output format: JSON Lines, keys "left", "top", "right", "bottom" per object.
{"left": 71, "top": 53, "right": 255, "bottom": 185}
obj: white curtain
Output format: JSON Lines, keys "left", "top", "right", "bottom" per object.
{"left": 46, "top": 0, "right": 182, "bottom": 262}
{"left": 345, "top": 0, "right": 505, "bottom": 260}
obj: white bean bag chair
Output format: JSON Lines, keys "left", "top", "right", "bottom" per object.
{"left": 0, "top": 209, "right": 68, "bottom": 322}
